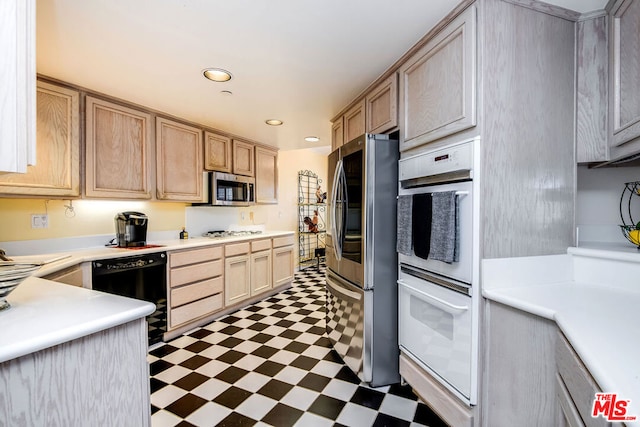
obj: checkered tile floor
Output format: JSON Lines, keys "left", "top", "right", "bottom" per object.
{"left": 148, "top": 265, "right": 448, "bottom": 427}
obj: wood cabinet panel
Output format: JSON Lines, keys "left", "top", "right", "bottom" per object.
{"left": 170, "top": 260, "right": 223, "bottom": 287}
{"left": 225, "top": 242, "right": 250, "bottom": 257}
{"left": 85, "top": 97, "right": 152, "bottom": 199}
{"left": 273, "top": 245, "right": 294, "bottom": 288}
{"left": 331, "top": 117, "right": 344, "bottom": 152}
{"left": 170, "top": 246, "right": 223, "bottom": 268}
{"left": 251, "top": 239, "right": 272, "bottom": 252}
{"left": 609, "top": 0, "right": 640, "bottom": 157}
{"left": 366, "top": 73, "right": 398, "bottom": 134}
{"left": 273, "top": 235, "right": 295, "bottom": 248}
{"left": 170, "top": 294, "right": 222, "bottom": 328}
{"left": 204, "top": 131, "right": 232, "bottom": 172}
{"left": 399, "top": 4, "right": 476, "bottom": 151}
{"left": 156, "top": 117, "right": 203, "bottom": 201}
{"left": 0, "top": 0, "right": 35, "bottom": 173}
{"left": 225, "top": 254, "right": 250, "bottom": 306}
{"left": 42, "top": 265, "right": 83, "bottom": 287}
{"left": 170, "top": 277, "right": 223, "bottom": 307}
{"left": 0, "top": 81, "right": 80, "bottom": 196}
{"left": 255, "top": 146, "right": 278, "bottom": 204}
{"left": 233, "top": 140, "right": 255, "bottom": 177}
{"left": 343, "top": 100, "right": 366, "bottom": 143}
{"left": 251, "top": 249, "right": 272, "bottom": 295}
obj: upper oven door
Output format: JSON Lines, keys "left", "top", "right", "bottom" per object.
{"left": 398, "top": 180, "right": 473, "bottom": 284}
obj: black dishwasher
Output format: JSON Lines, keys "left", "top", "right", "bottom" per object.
{"left": 92, "top": 252, "right": 167, "bottom": 345}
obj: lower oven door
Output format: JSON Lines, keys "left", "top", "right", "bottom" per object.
{"left": 398, "top": 272, "right": 473, "bottom": 403}
{"left": 325, "top": 270, "right": 369, "bottom": 382}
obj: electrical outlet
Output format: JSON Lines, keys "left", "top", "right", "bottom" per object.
{"left": 249, "top": 211, "right": 254, "bottom": 221}
{"left": 31, "top": 214, "right": 49, "bottom": 229}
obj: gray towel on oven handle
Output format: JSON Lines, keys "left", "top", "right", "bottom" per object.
{"left": 428, "top": 191, "right": 459, "bottom": 263}
{"left": 396, "top": 195, "right": 413, "bottom": 256}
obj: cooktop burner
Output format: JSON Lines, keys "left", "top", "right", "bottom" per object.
{"left": 203, "top": 230, "right": 263, "bottom": 238}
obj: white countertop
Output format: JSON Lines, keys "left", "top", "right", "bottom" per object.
{"left": 0, "top": 231, "right": 293, "bottom": 363}
{"left": 0, "top": 277, "right": 155, "bottom": 363}
{"left": 483, "top": 249, "right": 640, "bottom": 425}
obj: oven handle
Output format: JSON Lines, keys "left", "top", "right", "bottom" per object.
{"left": 398, "top": 279, "right": 469, "bottom": 315}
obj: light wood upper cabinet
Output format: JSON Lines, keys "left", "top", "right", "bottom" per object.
{"left": 85, "top": 97, "right": 152, "bottom": 199}
{"left": 609, "top": 0, "right": 640, "bottom": 159}
{"left": 343, "top": 99, "right": 366, "bottom": 144}
{"left": 0, "top": 0, "right": 35, "bottom": 173}
{"left": 233, "top": 139, "right": 255, "bottom": 177}
{"left": 399, "top": 4, "right": 477, "bottom": 151}
{"left": 255, "top": 146, "right": 278, "bottom": 204}
{"left": 366, "top": 73, "right": 398, "bottom": 134}
{"left": 0, "top": 81, "right": 80, "bottom": 196}
{"left": 331, "top": 117, "right": 344, "bottom": 152}
{"left": 204, "top": 131, "right": 232, "bottom": 172}
{"left": 156, "top": 117, "right": 203, "bottom": 202}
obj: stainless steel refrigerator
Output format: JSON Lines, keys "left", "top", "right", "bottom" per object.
{"left": 325, "top": 133, "right": 399, "bottom": 387}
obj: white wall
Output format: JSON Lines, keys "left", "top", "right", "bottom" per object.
{"left": 576, "top": 165, "right": 640, "bottom": 244}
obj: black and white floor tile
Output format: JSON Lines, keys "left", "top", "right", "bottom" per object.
{"left": 149, "top": 265, "right": 448, "bottom": 427}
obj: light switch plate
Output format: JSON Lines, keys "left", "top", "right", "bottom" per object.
{"left": 31, "top": 214, "right": 49, "bottom": 229}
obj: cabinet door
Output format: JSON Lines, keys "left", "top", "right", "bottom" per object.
{"left": 366, "top": 73, "right": 398, "bottom": 134}
{"left": 273, "top": 245, "right": 294, "bottom": 287}
{"left": 0, "top": 81, "right": 80, "bottom": 196}
{"left": 255, "top": 146, "right": 278, "bottom": 204}
{"left": 156, "top": 117, "right": 203, "bottom": 201}
{"left": 0, "top": 0, "right": 35, "bottom": 173}
{"left": 331, "top": 118, "right": 344, "bottom": 152}
{"left": 233, "top": 140, "right": 255, "bottom": 177}
{"left": 204, "top": 131, "right": 232, "bottom": 172}
{"left": 399, "top": 4, "right": 477, "bottom": 151}
{"left": 344, "top": 100, "right": 366, "bottom": 143}
{"left": 225, "top": 254, "right": 250, "bottom": 306}
{"left": 251, "top": 249, "right": 272, "bottom": 295}
{"left": 85, "top": 97, "right": 152, "bottom": 199}
{"left": 609, "top": 0, "right": 640, "bottom": 157}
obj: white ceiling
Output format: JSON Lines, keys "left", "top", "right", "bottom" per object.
{"left": 36, "top": 0, "right": 606, "bottom": 151}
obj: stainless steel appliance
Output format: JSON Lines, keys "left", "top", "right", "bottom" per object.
{"left": 92, "top": 252, "right": 167, "bottom": 345}
{"left": 114, "top": 211, "right": 148, "bottom": 248}
{"left": 326, "top": 133, "right": 399, "bottom": 387}
{"left": 396, "top": 138, "right": 480, "bottom": 405}
{"left": 198, "top": 172, "right": 255, "bottom": 206}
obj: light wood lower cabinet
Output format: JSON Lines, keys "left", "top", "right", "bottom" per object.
{"left": 85, "top": 96, "right": 153, "bottom": 199}
{"left": 156, "top": 117, "right": 203, "bottom": 202}
{"left": 168, "top": 245, "right": 224, "bottom": 329}
{"left": 42, "top": 264, "right": 83, "bottom": 287}
{"left": 0, "top": 81, "right": 80, "bottom": 196}
{"left": 225, "top": 253, "right": 251, "bottom": 306}
{"left": 273, "top": 235, "right": 295, "bottom": 288}
{"left": 251, "top": 249, "right": 272, "bottom": 295}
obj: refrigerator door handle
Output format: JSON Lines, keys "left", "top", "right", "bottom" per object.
{"left": 330, "top": 159, "right": 344, "bottom": 260}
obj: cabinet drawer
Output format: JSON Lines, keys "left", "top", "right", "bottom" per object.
{"left": 170, "top": 245, "right": 223, "bottom": 268}
{"left": 251, "top": 239, "right": 272, "bottom": 252}
{"left": 556, "top": 332, "right": 606, "bottom": 427}
{"left": 171, "top": 276, "right": 223, "bottom": 308}
{"left": 272, "top": 235, "right": 294, "bottom": 248}
{"left": 225, "top": 242, "right": 250, "bottom": 257}
{"left": 170, "top": 293, "right": 223, "bottom": 328}
{"left": 170, "top": 260, "right": 223, "bottom": 287}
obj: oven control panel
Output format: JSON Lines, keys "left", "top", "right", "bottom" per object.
{"left": 399, "top": 138, "right": 476, "bottom": 183}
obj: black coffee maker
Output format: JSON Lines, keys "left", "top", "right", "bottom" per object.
{"left": 115, "top": 212, "right": 148, "bottom": 247}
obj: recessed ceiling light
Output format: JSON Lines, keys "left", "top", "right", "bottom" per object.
{"left": 265, "top": 119, "right": 283, "bottom": 126}
{"left": 203, "top": 68, "right": 232, "bottom": 82}
{"left": 304, "top": 136, "right": 320, "bottom": 142}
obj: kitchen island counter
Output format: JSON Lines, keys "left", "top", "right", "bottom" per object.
{"left": 483, "top": 249, "right": 640, "bottom": 425}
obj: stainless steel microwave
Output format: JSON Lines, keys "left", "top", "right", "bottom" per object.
{"left": 199, "top": 172, "right": 255, "bottom": 206}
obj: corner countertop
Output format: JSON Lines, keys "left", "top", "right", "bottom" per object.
{"left": 11, "top": 231, "right": 295, "bottom": 278}
{"left": 0, "top": 277, "right": 155, "bottom": 363}
{"left": 482, "top": 250, "right": 640, "bottom": 425}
